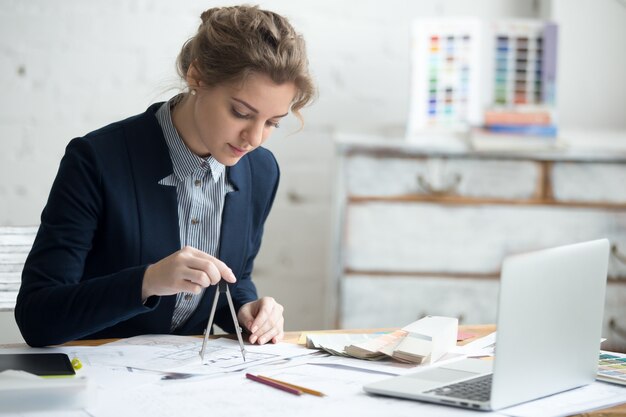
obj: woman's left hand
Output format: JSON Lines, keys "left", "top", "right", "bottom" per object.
{"left": 237, "top": 297, "right": 284, "bottom": 345}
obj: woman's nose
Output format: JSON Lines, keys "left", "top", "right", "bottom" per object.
{"left": 242, "top": 122, "right": 264, "bottom": 148}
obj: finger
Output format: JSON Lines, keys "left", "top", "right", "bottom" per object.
{"left": 249, "top": 310, "right": 269, "bottom": 335}
{"left": 179, "top": 280, "right": 203, "bottom": 295}
{"left": 249, "top": 333, "right": 258, "bottom": 344}
{"left": 260, "top": 314, "right": 284, "bottom": 345}
{"left": 255, "top": 323, "right": 281, "bottom": 345}
{"left": 251, "top": 308, "right": 284, "bottom": 345}
{"left": 183, "top": 268, "right": 211, "bottom": 288}
{"left": 186, "top": 257, "right": 222, "bottom": 285}
{"left": 188, "top": 247, "right": 235, "bottom": 282}
{"left": 180, "top": 246, "right": 207, "bottom": 260}
{"left": 185, "top": 251, "right": 236, "bottom": 284}
{"left": 272, "top": 329, "right": 284, "bottom": 344}
{"left": 205, "top": 262, "right": 222, "bottom": 285}
{"left": 237, "top": 304, "right": 254, "bottom": 328}
{"left": 248, "top": 297, "right": 276, "bottom": 333}
{"left": 271, "top": 316, "right": 285, "bottom": 344}
{"left": 212, "top": 258, "right": 236, "bottom": 283}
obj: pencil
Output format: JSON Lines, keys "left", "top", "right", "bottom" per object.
{"left": 245, "top": 373, "right": 302, "bottom": 396}
{"left": 256, "top": 375, "right": 326, "bottom": 397}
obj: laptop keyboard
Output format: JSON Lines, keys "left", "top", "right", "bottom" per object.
{"left": 424, "top": 374, "right": 492, "bottom": 402}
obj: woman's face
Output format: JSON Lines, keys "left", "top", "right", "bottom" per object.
{"left": 185, "top": 72, "right": 296, "bottom": 166}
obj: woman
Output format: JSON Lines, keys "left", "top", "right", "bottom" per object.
{"left": 15, "top": 5, "right": 315, "bottom": 347}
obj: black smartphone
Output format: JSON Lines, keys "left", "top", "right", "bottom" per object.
{"left": 0, "top": 353, "right": 76, "bottom": 376}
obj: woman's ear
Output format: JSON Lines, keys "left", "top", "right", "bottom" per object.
{"left": 186, "top": 63, "right": 202, "bottom": 89}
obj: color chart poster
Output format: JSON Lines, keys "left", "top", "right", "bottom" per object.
{"left": 485, "top": 19, "right": 548, "bottom": 108}
{"left": 407, "top": 18, "right": 484, "bottom": 139}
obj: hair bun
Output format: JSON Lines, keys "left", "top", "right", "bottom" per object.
{"left": 200, "top": 9, "right": 216, "bottom": 24}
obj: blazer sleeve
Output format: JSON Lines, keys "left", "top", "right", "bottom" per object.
{"left": 15, "top": 137, "right": 157, "bottom": 347}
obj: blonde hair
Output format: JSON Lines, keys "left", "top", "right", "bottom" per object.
{"left": 177, "top": 5, "right": 316, "bottom": 122}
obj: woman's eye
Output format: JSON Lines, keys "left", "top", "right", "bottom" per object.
{"left": 231, "top": 108, "right": 251, "bottom": 119}
{"left": 231, "top": 107, "right": 279, "bottom": 128}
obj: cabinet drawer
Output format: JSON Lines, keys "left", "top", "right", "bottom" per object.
{"left": 345, "top": 155, "right": 541, "bottom": 199}
{"left": 345, "top": 202, "right": 626, "bottom": 277}
{"left": 340, "top": 275, "right": 499, "bottom": 329}
{"left": 552, "top": 162, "right": 626, "bottom": 203}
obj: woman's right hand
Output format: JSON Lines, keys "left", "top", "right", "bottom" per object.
{"left": 141, "top": 246, "right": 236, "bottom": 300}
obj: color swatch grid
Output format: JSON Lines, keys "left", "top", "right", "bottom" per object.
{"left": 494, "top": 35, "right": 542, "bottom": 105}
{"left": 491, "top": 21, "right": 546, "bottom": 107}
{"left": 426, "top": 33, "right": 472, "bottom": 126}
{"left": 598, "top": 351, "right": 626, "bottom": 386}
{"left": 407, "top": 18, "right": 483, "bottom": 137}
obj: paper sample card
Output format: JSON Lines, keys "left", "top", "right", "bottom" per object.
{"left": 401, "top": 316, "right": 458, "bottom": 364}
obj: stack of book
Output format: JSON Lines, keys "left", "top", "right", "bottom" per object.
{"left": 469, "top": 106, "right": 564, "bottom": 151}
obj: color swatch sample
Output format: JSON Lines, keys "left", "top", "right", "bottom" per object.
{"left": 408, "top": 18, "right": 483, "bottom": 136}
{"left": 490, "top": 20, "right": 558, "bottom": 107}
{"left": 598, "top": 351, "right": 626, "bottom": 386}
{"left": 426, "top": 33, "right": 472, "bottom": 124}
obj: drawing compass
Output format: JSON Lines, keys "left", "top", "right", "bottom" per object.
{"left": 200, "top": 280, "right": 247, "bottom": 363}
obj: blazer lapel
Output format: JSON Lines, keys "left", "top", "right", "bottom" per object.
{"left": 218, "top": 158, "right": 252, "bottom": 277}
{"left": 124, "top": 105, "right": 180, "bottom": 327}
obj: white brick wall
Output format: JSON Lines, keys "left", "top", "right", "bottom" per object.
{"left": 0, "top": 0, "right": 624, "bottom": 340}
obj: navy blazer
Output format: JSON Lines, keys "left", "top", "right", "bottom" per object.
{"left": 15, "top": 103, "right": 279, "bottom": 347}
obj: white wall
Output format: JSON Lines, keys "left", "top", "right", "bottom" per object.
{"left": 0, "top": 311, "right": 22, "bottom": 344}
{"left": 549, "top": 0, "right": 626, "bottom": 129}
{"left": 0, "top": 0, "right": 624, "bottom": 342}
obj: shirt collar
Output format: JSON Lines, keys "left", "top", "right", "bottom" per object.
{"left": 156, "top": 96, "right": 225, "bottom": 184}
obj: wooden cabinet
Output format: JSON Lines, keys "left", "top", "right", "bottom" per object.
{"left": 332, "top": 135, "right": 626, "bottom": 352}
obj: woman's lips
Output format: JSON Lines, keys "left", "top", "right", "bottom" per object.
{"left": 228, "top": 144, "right": 247, "bottom": 157}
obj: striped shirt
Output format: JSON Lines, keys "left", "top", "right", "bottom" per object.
{"left": 155, "top": 97, "right": 234, "bottom": 331}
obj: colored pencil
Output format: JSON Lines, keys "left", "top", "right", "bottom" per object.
{"left": 245, "top": 373, "right": 302, "bottom": 396}
{"left": 257, "top": 375, "right": 326, "bottom": 397}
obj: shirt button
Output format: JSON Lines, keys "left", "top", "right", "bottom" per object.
{"left": 191, "top": 218, "right": 199, "bottom": 225}
{"left": 194, "top": 179, "right": 201, "bottom": 187}
{"left": 184, "top": 294, "right": 193, "bottom": 301}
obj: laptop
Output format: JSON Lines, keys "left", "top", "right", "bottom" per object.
{"left": 364, "top": 239, "right": 610, "bottom": 411}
